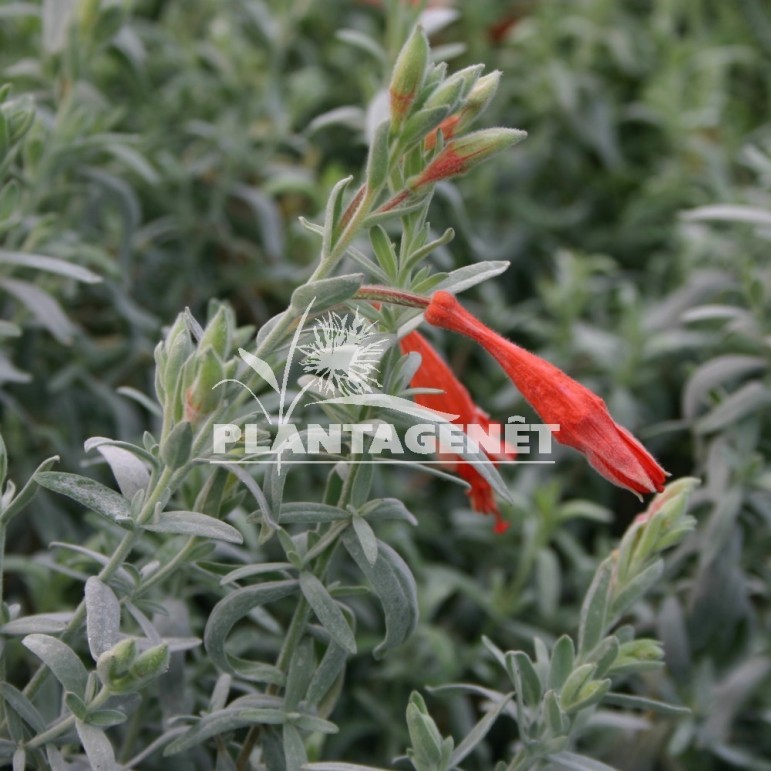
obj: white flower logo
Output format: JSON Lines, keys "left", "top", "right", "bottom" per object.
{"left": 300, "top": 310, "right": 387, "bottom": 396}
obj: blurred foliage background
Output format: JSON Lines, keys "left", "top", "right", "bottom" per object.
{"left": 1, "top": 0, "right": 770, "bottom": 768}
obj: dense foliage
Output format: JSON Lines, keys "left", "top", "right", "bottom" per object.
{"left": 1, "top": 1, "right": 769, "bottom": 769}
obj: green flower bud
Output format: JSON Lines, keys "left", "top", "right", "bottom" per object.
{"left": 97, "top": 638, "right": 137, "bottom": 688}
{"left": 401, "top": 106, "right": 451, "bottom": 148}
{"left": 162, "top": 324, "right": 194, "bottom": 414}
{"left": 184, "top": 347, "right": 225, "bottom": 423}
{"left": 455, "top": 70, "right": 501, "bottom": 132}
{"left": 422, "top": 75, "right": 465, "bottom": 115}
{"left": 129, "top": 643, "right": 170, "bottom": 681}
{"left": 199, "top": 304, "right": 233, "bottom": 359}
{"left": 389, "top": 26, "right": 429, "bottom": 129}
{"left": 423, "top": 64, "right": 484, "bottom": 114}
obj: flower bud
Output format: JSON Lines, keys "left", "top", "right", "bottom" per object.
{"left": 401, "top": 105, "right": 450, "bottom": 148}
{"left": 97, "top": 638, "right": 137, "bottom": 689}
{"left": 184, "top": 348, "right": 225, "bottom": 423}
{"left": 421, "top": 74, "right": 465, "bottom": 115}
{"left": 459, "top": 70, "right": 501, "bottom": 126}
{"left": 129, "top": 643, "right": 170, "bottom": 681}
{"left": 389, "top": 26, "right": 429, "bottom": 129}
{"left": 161, "top": 324, "right": 194, "bottom": 413}
{"left": 199, "top": 304, "right": 232, "bottom": 359}
{"left": 425, "top": 71, "right": 502, "bottom": 151}
{"left": 411, "top": 127, "right": 527, "bottom": 188}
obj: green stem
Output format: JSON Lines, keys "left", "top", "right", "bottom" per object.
{"left": 26, "top": 686, "right": 110, "bottom": 750}
{"left": 235, "top": 460, "right": 363, "bottom": 769}
{"left": 133, "top": 535, "right": 198, "bottom": 598}
{"left": 309, "top": 189, "right": 376, "bottom": 282}
{"left": 303, "top": 521, "right": 349, "bottom": 563}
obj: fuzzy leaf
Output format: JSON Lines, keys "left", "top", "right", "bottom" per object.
{"left": 549, "top": 635, "right": 576, "bottom": 690}
{"left": 35, "top": 471, "right": 130, "bottom": 524}
{"left": 85, "top": 577, "right": 121, "bottom": 660}
{"left": 75, "top": 721, "right": 117, "bottom": 771}
{"left": 449, "top": 694, "right": 510, "bottom": 766}
{"left": 299, "top": 572, "right": 356, "bottom": 654}
{"left": 352, "top": 516, "right": 378, "bottom": 566}
{"left": 432, "top": 260, "right": 510, "bottom": 294}
{"left": 291, "top": 273, "right": 363, "bottom": 313}
{"left": 165, "top": 708, "right": 287, "bottom": 755}
{"left": 0, "top": 249, "right": 101, "bottom": 283}
{"left": 0, "top": 277, "right": 75, "bottom": 343}
{"left": 341, "top": 531, "right": 417, "bottom": 657}
{"left": 360, "top": 498, "right": 417, "bottom": 525}
{"left": 603, "top": 692, "right": 690, "bottom": 717}
{"left": 578, "top": 559, "right": 613, "bottom": 655}
{"left": 84, "top": 438, "right": 150, "bottom": 499}
{"left": 144, "top": 510, "right": 243, "bottom": 544}
{"left": 0, "top": 684, "right": 46, "bottom": 733}
{"left": 204, "top": 580, "right": 298, "bottom": 679}
{"left": 279, "top": 502, "right": 351, "bottom": 525}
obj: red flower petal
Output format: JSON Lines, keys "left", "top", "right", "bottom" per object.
{"left": 400, "top": 331, "right": 513, "bottom": 532}
{"left": 424, "top": 291, "right": 668, "bottom": 496}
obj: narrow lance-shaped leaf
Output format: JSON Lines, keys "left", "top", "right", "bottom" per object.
{"left": 341, "top": 530, "right": 418, "bottom": 658}
{"left": 449, "top": 694, "right": 511, "bottom": 766}
{"left": 144, "top": 510, "right": 243, "bottom": 544}
{"left": 299, "top": 572, "right": 356, "bottom": 654}
{"left": 165, "top": 708, "right": 287, "bottom": 756}
{"left": 0, "top": 277, "right": 75, "bottom": 344}
{"left": 204, "top": 580, "right": 298, "bottom": 678}
{"left": 35, "top": 471, "right": 130, "bottom": 524}
{"left": 0, "top": 249, "right": 101, "bottom": 283}
{"left": 578, "top": 558, "right": 613, "bottom": 656}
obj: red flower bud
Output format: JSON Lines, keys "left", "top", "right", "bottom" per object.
{"left": 401, "top": 330, "right": 513, "bottom": 532}
{"left": 424, "top": 114, "right": 461, "bottom": 151}
{"left": 424, "top": 291, "right": 668, "bottom": 496}
{"left": 411, "top": 128, "right": 526, "bottom": 188}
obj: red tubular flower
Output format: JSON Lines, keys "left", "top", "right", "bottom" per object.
{"left": 400, "top": 330, "right": 514, "bottom": 533}
{"left": 424, "top": 291, "right": 668, "bottom": 496}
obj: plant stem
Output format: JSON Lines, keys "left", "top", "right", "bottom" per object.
{"left": 22, "top": 466, "right": 176, "bottom": 700}
{"left": 234, "top": 460, "right": 361, "bottom": 769}
{"left": 26, "top": 686, "right": 110, "bottom": 750}
{"left": 133, "top": 535, "right": 199, "bottom": 598}
{"left": 309, "top": 189, "right": 375, "bottom": 282}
